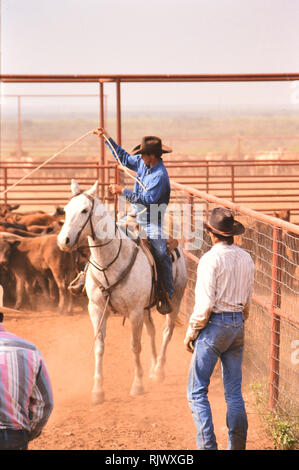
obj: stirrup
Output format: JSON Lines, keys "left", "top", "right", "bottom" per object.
{"left": 68, "top": 272, "right": 86, "bottom": 296}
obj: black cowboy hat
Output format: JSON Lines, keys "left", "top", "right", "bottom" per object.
{"left": 205, "top": 207, "right": 245, "bottom": 237}
{"left": 131, "top": 136, "right": 172, "bottom": 157}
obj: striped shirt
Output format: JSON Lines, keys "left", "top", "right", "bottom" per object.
{"left": 187, "top": 242, "right": 255, "bottom": 339}
{"left": 0, "top": 325, "right": 53, "bottom": 440}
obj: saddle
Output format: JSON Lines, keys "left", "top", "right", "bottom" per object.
{"left": 117, "top": 218, "right": 181, "bottom": 312}
{"left": 69, "top": 217, "right": 181, "bottom": 315}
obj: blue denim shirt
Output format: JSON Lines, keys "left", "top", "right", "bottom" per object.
{"left": 106, "top": 138, "right": 171, "bottom": 232}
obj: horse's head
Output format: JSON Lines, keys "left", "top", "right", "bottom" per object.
{"left": 57, "top": 179, "right": 99, "bottom": 252}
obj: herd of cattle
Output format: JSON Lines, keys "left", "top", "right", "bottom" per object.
{"left": 0, "top": 203, "right": 88, "bottom": 313}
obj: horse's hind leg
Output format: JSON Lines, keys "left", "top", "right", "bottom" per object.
{"left": 143, "top": 309, "right": 158, "bottom": 379}
{"left": 129, "top": 310, "right": 145, "bottom": 396}
{"left": 89, "top": 300, "right": 107, "bottom": 405}
{"left": 152, "top": 313, "right": 176, "bottom": 382}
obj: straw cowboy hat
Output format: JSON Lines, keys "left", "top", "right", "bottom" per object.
{"left": 205, "top": 207, "right": 245, "bottom": 237}
{"left": 131, "top": 136, "right": 172, "bottom": 157}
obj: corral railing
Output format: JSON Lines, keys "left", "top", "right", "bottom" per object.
{"left": 168, "top": 181, "right": 299, "bottom": 423}
{"left": 0, "top": 162, "right": 118, "bottom": 207}
{"left": 1, "top": 160, "right": 299, "bottom": 219}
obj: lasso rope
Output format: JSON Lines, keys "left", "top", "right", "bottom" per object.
{"left": 1, "top": 129, "right": 148, "bottom": 198}
{"left": 1, "top": 129, "right": 94, "bottom": 197}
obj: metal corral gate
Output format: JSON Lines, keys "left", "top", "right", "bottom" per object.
{"left": 1, "top": 160, "right": 299, "bottom": 220}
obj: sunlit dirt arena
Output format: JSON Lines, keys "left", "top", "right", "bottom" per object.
{"left": 4, "top": 308, "right": 273, "bottom": 450}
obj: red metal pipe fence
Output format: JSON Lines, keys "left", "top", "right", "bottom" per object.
{"left": 1, "top": 159, "right": 299, "bottom": 215}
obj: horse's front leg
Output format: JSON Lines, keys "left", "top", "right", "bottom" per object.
{"left": 129, "top": 310, "right": 145, "bottom": 396}
{"left": 89, "top": 299, "right": 107, "bottom": 405}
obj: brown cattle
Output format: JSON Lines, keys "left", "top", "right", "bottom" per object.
{"left": 0, "top": 232, "right": 77, "bottom": 313}
{"left": 273, "top": 210, "right": 291, "bottom": 222}
{"left": 27, "top": 225, "right": 49, "bottom": 233}
{"left": 0, "top": 220, "right": 40, "bottom": 237}
{"left": 0, "top": 203, "right": 20, "bottom": 217}
{"left": 28, "top": 220, "right": 64, "bottom": 234}
{"left": 0, "top": 227, "right": 39, "bottom": 238}
{"left": 0, "top": 220, "right": 27, "bottom": 231}
{"left": 5, "top": 212, "right": 56, "bottom": 227}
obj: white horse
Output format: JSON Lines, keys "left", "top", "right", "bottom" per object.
{"left": 57, "top": 180, "right": 188, "bottom": 404}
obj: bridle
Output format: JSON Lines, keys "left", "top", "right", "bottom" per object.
{"left": 70, "top": 191, "right": 114, "bottom": 247}
{"left": 70, "top": 191, "right": 122, "bottom": 274}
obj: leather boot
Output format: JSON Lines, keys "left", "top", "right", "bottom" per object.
{"left": 68, "top": 271, "right": 86, "bottom": 296}
{"left": 156, "top": 285, "right": 172, "bottom": 315}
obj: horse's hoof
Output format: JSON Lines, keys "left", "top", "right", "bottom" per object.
{"left": 152, "top": 370, "right": 165, "bottom": 383}
{"left": 149, "top": 365, "right": 157, "bottom": 380}
{"left": 130, "top": 385, "right": 144, "bottom": 396}
{"left": 91, "top": 391, "right": 105, "bottom": 405}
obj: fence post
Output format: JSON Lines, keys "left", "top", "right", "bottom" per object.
{"left": 187, "top": 193, "right": 194, "bottom": 244}
{"left": 3, "top": 167, "right": 8, "bottom": 205}
{"left": 99, "top": 80, "right": 105, "bottom": 200}
{"left": 183, "top": 194, "right": 194, "bottom": 322}
{"left": 269, "top": 225, "right": 282, "bottom": 410}
{"left": 206, "top": 161, "right": 209, "bottom": 193}
{"left": 231, "top": 164, "right": 235, "bottom": 202}
{"left": 17, "top": 96, "right": 23, "bottom": 157}
{"left": 114, "top": 164, "right": 120, "bottom": 223}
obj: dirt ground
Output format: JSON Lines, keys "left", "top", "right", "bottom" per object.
{"left": 3, "top": 307, "right": 273, "bottom": 451}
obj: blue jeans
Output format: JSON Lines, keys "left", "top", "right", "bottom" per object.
{"left": 148, "top": 236, "right": 174, "bottom": 298}
{"left": 0, "top": 429, "right": 29, "bottom": 450}
{"left": 119, "top": 219, "right": 174, "bottom": 298}
{"left": 187, "top": 312, "right": 248, "bottom": 450}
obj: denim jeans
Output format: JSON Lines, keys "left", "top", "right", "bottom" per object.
{"left": 187, "top": 312, "right": 248, "bottom": 450}
{"left": 119, "top": 219, "right": 174, "bottom": 298}
{"left": 0, "top": 429, "right": 29, "bottom": 450}
{"left": 148, "top": 235, "right": 174, "bottom": 298}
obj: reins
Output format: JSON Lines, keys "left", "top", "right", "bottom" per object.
{"left": 88, "top": 235, "right": 123, "bottom": 282}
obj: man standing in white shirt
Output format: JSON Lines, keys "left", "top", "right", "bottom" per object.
{"left": 184, "top": 207, "right": 255, "bottom": 450}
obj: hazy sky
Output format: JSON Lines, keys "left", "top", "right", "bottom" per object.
{"left": 1, "top": 0, "right": 299, "bottom": 112}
